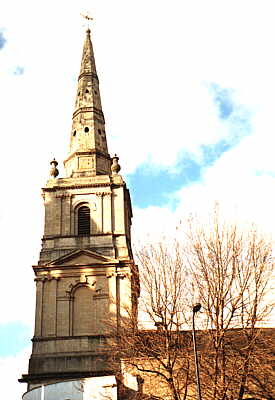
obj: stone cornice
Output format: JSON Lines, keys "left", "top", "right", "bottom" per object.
{"left": 33, "top": 265, "right": 119, "bottom": 274}
{"left": 41, "top": 233, "right": 130, "bottom": 240}
{"left": 51, "top": 191, "right": 112, "bottom": 198}
{"left": 78, "top": 71, "right": 99, "bottom": 82}
{"left": 42, "top": 179, "right": 126, "bottom": 192}
{"left": 73, "top": 106, "right": 104, "bottom": 120}
{"left": 32, "top": 334, "right": 112, "bottom": 342}
{"left": 64, "top": 149, "right": 111, "bottom": 164}
{"left": 19, "top": 369, "right": 115, "bottom": 383}
{"left": 43, "top": 182, "right": 113, "bottom": 192}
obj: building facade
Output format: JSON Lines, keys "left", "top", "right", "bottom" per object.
{"left": 20, "top": 27, "right": 139, "bottom": 400}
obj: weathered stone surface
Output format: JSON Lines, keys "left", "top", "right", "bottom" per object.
{"left": 21, "top": 28, "right": 138, "bottom": 394}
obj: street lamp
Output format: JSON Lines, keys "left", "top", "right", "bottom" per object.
{"left": 192, "top": 303, "right": 202, "bottom": 400}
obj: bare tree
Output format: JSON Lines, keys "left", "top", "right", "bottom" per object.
{"left": 111, "top": 209, "right": 274, "bottom": 400}
{"left": 112, "top": 239, "right": 195, "bottom": 400}
{"left": 184, "top": 209, "right": 274, "bottom": 400}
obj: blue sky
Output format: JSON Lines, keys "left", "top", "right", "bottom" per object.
{"left": 1, "top": 1, "right": 275, "bottom": 398}
{"left": 0, "top": 31, "right": 6, "bottom": 49}
{"left": 128, "top": 156, "right": 202, "bottom": 209}
{"left": 0, "top": 323, "right": 30, "bottom": 357}
{"left": 128, "top": 82, "right": 251, "bottom": 210}
{"left": 128, "top": 140, "right": 237, "bottom": 210}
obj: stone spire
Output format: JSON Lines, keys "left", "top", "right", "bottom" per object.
{"left": 19, "top": 23, "right": 138, "bottom": 398}
{"left": 64, "top": 28, "right": 111, "bottom": 177}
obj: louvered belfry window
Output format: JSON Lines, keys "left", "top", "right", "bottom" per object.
{"left": 78, "top": 206, "right": 90, "bottom": 235}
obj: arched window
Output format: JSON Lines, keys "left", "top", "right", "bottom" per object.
{"left": 78, "top": 206, "right": 90, "bottom": 235}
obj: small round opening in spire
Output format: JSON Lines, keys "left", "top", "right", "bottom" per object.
{"left": 84, "top": 127, "right": 89, "bottom": 133}
{"left": 85, "top": 89, "right": 89, "bottom": 94}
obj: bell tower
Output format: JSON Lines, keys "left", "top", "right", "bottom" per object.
{"left": 20, "top": 26, "right": 138, "bottom": 399}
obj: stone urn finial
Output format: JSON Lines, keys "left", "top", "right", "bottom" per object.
{"left": 111, "top": 154, "right": 121, "bottom": 175}
{"left": 50, "top": 158, "right": 59, "bottom": 178}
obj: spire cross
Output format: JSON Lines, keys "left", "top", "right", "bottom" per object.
{"left": 80, "top": 12, "right": 93, "bottom": 30}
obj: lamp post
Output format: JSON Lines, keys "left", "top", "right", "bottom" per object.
{"left": 192, "top": 303, "right": 202, "bottom": 400}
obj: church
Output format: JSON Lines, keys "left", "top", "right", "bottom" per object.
{"left": 20, "top": 25, "right": 139, "bottom": 400}
{"left": 19, "top": 22, "right": 274, "bottom": 400}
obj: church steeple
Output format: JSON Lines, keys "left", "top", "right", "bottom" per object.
{"left": 20, "top": 23, "right": 138, "bottom": 396}
{"left": 64, "top": 28, "right": 111, "bottom": 177}
{"left": 79, "top": 28, "right": 97, "bottom": 77}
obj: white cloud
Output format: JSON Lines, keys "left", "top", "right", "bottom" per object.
{"left": 1, "top": 0, "right": 275, "bottom": 321}
{"left": 1, "top": 0, "right": 275, "bottom": 176}
{"left": 1, "top": 1, "right": 275, "bottom": 397}
{"left": 0, "top": 0, "right": 275, "bottom": 304}
{"left": 132, "top": 206, "right": 177, "bottom": 244}
{"left": 0, "top": 347, "right": 30, "bottom": 400}
{"left": 132, "top": 135, "right": 275, "bottom": 239}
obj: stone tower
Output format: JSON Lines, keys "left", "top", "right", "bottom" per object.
{"left": 20, "top": 28, "right": 138, "bottom": 399}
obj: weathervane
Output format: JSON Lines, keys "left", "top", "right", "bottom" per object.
{"left": 80, "top": 12, "right": 93, "bottom": 30}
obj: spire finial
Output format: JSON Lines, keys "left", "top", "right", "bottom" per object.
{"left": 80, "top": 12, "right": 93, "bottom": 31}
